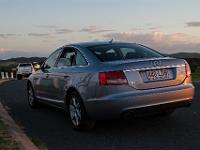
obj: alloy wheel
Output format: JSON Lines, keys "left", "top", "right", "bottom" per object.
{"left": 28, "top": 87, "right": 34, "bottom": 106}
{"left": 69, "top": 97, "right": 82, "bottom": 127}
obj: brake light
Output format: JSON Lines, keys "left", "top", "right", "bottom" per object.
{"left": 99, "top": 71, "right": 128, "bottom": 86}
{"left": 32, "top": 67, "right": 35, "bottom": 73}
{"left": 185, "top": 63, "right": 191, "bottom": 78}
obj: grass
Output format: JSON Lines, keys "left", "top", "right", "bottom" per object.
{"left": 192, "top": 73, "right": 200, "bottom": 82}
{"left": 31, "top": 137, "right": 47, "bottom": 150}
{"left": 0, "top": 78, "right": 9, "bottom": 81}
{"left": 0, "top": 78, "right": 12, "bottom": 82}
{"left": 0, "top": 120, "right": 19, "bottom": 150}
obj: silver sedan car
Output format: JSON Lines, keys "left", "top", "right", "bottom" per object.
{"left": 27, "top": 41, "right": 194, "bottom": 130}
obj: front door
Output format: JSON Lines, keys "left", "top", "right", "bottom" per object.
{"left": 35, "top": 49, "right": 61, "bottom": 101}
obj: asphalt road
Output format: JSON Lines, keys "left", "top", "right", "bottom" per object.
{"left": 0, "top": 80, "right": 200, "bottom": 150}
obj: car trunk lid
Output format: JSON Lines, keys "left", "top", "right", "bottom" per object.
{"left": 104, "top": 57, "right": 186, "bottom": 90}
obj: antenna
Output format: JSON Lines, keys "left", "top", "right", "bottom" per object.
{"left": 109, "top": 38, "right": 113, "bottom": 44}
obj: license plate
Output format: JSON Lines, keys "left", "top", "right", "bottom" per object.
{"left": 146, "top": 69, "right": 170, "bottom": 81}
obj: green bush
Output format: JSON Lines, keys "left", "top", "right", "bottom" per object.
{"left": 185, "top": 58, "right": 200, "bottom": 73}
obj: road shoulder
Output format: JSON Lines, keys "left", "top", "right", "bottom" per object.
{"left": 0, "top": 80, "right": 39, "bottom": 150}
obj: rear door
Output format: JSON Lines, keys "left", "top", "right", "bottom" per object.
{"left": 48, "top": 47, "right": 77, "bottom": 102}
{"left": 50, "top": 47, "right": 89, "bottom": 104}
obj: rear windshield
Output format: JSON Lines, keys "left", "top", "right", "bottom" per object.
{"left": 19, "top": 64, "right": 31, "bottom": 67}
{"left": 88, "top": 44, "right": 163, "bottom": 62}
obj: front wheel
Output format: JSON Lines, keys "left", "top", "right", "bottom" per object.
{"left": 68, "top": 92, "right": 95, "bottom": 130}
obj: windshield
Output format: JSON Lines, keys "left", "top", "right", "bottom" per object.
{"left": 88, "top": 44, "right": 163, "bottom": 62}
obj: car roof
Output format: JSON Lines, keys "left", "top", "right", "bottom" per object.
{"left": 65, "top": 41, "right": 137, "bottom": 48}
{"left": 19, "top": 63, "right": 32, "bottom": 64}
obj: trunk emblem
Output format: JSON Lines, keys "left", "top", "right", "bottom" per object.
{"left": 131, "top": 81, "right": 136, "bottom": 85}
{"left": 152, "top": 60, "right": 162, "bottom": 67}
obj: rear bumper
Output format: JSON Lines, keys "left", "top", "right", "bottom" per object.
{"left": 17, "top": 73, "right": 32, "bottom": 76}
{"left": 85, "top": 84, "right": 194, "bottom": 120}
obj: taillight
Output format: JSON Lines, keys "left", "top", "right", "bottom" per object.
{"left": 32, "top": 67, "right": 35, "bottom": 73}
{"left": 99, "top": 70, "right": 128, "bottom": 86}
{"left": 185, "top": 63, "right": 191, "bottom": 78}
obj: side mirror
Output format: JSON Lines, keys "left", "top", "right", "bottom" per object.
{"left": 40, "top": 64, "right": 50, "bottom": 73}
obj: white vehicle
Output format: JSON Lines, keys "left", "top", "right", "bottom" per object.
{"left": 16, "top": 63, "right": 35, "bottom": 80}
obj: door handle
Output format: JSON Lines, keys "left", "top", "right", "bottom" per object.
{"left": 64, "top": 75, "right": 69, "bottom": 79}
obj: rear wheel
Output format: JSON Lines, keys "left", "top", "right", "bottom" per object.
{"left": 27, "top": 84, "right": 38, "bottom": 108}
{"left": 68, "top": 92, "right": 95, "bottom": 130}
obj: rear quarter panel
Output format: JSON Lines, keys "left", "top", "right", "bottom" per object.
{"left": 53, "top": 66, "right": 98, "bottom": 103}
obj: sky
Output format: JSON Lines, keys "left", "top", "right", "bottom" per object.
{"left": 0, "top": 0, "right": 200, "bottom": 59}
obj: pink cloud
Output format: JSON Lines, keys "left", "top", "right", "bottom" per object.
{"left": 0, "top": 48, "right": 10, "bottom": 52}
{"left": 104, "top": 31, "right": 200, "bottom": 53}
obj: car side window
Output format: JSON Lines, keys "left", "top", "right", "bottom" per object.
{"left": 57, "top": 48, "right": 87, "bottom": 67}
{"left": 57, "top": 48, "right": 76, "bottom": 67}
{"left": 44, "top": 50, "right": 61, "bottom": 69}
{"left": 120, "top": 48, "right": 137, "bottom": 59}
{"left": 74, "top": 50, "right": 87, "bottom": 66}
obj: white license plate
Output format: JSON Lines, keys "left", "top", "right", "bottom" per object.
{"left": 146, "top": 69, "right": 170, "bottom": 81}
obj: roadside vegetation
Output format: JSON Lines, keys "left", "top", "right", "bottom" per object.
{"left": 192, "top": 73, "right": 200, "bottom": 82}
{"left": 0, "top": 120, "right": 19, "bottom": 150}
{"left": 31, "top": 137, "right": 47, "bottom": 150}
{"left": 189, "top": 59, "right": 200, "bottom": 82}
{"left": 1, "top": 56, "right": 200, "bottom": 82}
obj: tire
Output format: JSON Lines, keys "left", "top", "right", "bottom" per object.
{"left": 68, "top": 92, "right": 95, "bottom": 130}
{"left": 17, "top": 74, "right": 22, "bottom": 80}
{"left": 27, "top": 84, "right": 38, "bottom": 108}
{"left": 28, "top": 74, "right": 32, "bottom": 78}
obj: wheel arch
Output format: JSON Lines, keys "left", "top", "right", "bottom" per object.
{"left": 65, "top": 86, "right": 87, "bottom": 112}
{"left": 65, "top": 87, "right": 81, "bottom": 105}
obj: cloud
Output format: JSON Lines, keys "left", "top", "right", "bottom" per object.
{"left": 37, "top": 25, "right": 73, "bottom": 34}
{"left": 37, "top": 25, "right": 58, "bottom": 29}
{"left": 0, "top": 34, "right": 19, "bottom": 38}
{"left": 0, "top": 48, "right": 10, "bottom": 52}
{"left": 27, "top": 33, "right": 50, "bottom": 37}
{"left": 35, "top": 25, "right": 73, "bottom": 35}
{"left": 80, "top": 26, "right": 113, "bottom": 33}
{"left": 55, "top": 28, "right": 73, "bottom": 34}
{"left": 148, "top": 26, "right": 161, "bottom": 30}
{"left": 131, "top": 26, "right": 161, "bottom": 31}
{"left": 104, "top": 31, "right": 200, "bottom": 53}
{"left": 186, "top": 21, "right": 200, "bottom": 27}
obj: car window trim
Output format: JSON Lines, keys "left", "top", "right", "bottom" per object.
{"left": 73, "top": 47, "right": 89, "bottom": 67}
{"left": 53, "top": 47, "right": 65, "bottom": 68}
{"left": 43, "top": 48, "right": 63, "bottom": 71}
{"left": 55, "top": 47, "right": 75, "bottom": 68}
